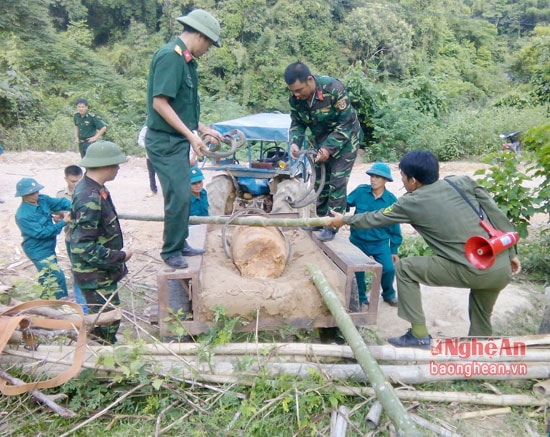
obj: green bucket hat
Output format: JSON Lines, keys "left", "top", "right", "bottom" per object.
{"left": 177, "top": 9, "right": 221, "bottom": 47}
{"left": 366, "top": 162, "right": 393, "bottom": 182}
{"left": 15, "top": 178, "right": 44, "bottom": 197}
{"left": 80, "top": 141, "right": 127, "bottom": 168}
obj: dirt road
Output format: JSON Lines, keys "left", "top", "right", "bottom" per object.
{"left": 0, "top": 151, "right": 534, "bottom": 340}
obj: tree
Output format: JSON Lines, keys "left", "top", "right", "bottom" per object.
{"left": 338, "top": 6, "right": 414, "bottom": 79}
{"left": 511, "top": 26, "right": 550, "bottom": 105}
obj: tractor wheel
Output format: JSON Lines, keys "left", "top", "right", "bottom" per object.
{"left": 206, "top": 175, "right": 236, "bottom": 215}
{"left": 272, "top": 179, "right": 312, "bottom": 214}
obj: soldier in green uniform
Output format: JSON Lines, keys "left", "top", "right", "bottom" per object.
{"left": 70, "top": 141, "right": 132, "bottom": 344}
{"left": 73, "top": 98, "right": 107, "bottom": 158}
{"left": 146, "top": 9, "right": 223, "bottom": 269}
{"left": 284, "top": 61, "right": 364, "bottom": 242}
{"left": 329, "top": 150, "right": 521, "bottom": 348}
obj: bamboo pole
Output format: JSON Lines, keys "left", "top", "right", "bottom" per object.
{"left": 365, "top": 400, "right": 383, "bottom": 428}
{"left": 330, "top": 405, "right": 350, "bottom": 437}
{"left": 336, "top": 385, "right": 550, "bottom": 407}
{"left": 538, "top": 287, "right": 550, "bottom": 334}
{"left": 118, "top": 213, "right": 333, "bottom": 228}
{"left": 266, "top": 362, "right": 550, "bottom": 384}
{"left": 307, "top": 263, "right": 421, "bottom": 436}
{"left": 409, "top": 413, "right": 457, "bottom": 437}
{"left": 1, "top": 303, "right": 121, "bottom": 335}
{"left": 3, "top": 347, "right": 550, "bottom": 407}
{"left": 4, "top": 345, "right": 550, "bottom": 384}
{"left": 94, "top": 341, "right": 550, "bottom": 363}
{"left": 454, "top": 407, "right": 511, "bottom": 420}
{"left": 0, "top": 370, "right": 76, "bottom": 418}
{"left": 533, "top": 379, "right": 550, "bottom": 398}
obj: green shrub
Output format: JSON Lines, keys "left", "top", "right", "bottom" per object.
{"left": 518, "top": 228, "right": 550, "bottom": 283}
{"left": 398, "top": 235, "right": 434, "bottom": 258}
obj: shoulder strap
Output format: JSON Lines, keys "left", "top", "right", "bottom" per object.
{"left": 444, "top": 177, "right": 484, "bottom": 220}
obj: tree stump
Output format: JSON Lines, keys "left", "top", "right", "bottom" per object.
{"left": 230, "top": 226, "right": 288, "bottom": 278}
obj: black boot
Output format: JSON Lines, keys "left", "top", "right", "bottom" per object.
{"left": 181, "top": 240, "right": 205, "bottom": 256}
{"left": 317, "top": 227, "right": 336, "bottom": 242}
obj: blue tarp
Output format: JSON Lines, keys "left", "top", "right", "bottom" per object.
{"left": 211, "top": 113, "right": 290, "bottom": 142}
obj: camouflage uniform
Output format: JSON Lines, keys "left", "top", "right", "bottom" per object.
{"left": 70, "top": 175, "right": 127, "bottom": 343}
{"left": 289, "top": 75, "right": 363, "bottom": 216}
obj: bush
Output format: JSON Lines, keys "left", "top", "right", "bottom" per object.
{"left": 518, "top": 228, "right": 550, "bottom": 283}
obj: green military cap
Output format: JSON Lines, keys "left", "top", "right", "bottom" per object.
{"left": 15, "top": 178, "right": 44, "bottom": 197}
{"left": 177, "top": 9, "right": 221, "bottom": 47}
{"left": 80, "top": 141, "right": 127, "bottom": 168}
{"left": 366, "top": 162, "right": 393, "bottom": 182}
{"left": 190, "top": 167, "right": 204, "bottom": 183}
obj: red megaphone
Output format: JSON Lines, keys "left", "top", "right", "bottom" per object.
{"left": 465, "top": 221, "right": 519, "bottom": 270}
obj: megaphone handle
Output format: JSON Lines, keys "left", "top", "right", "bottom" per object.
{"left": 479, "top": 220, "right": 496, "bottom": 237}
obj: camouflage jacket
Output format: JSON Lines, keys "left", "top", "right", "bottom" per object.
{"left": 69, "top": 175, "right": 127, "bottom": 289}
{"left": 288, "top": 75, "right": 363, "bottom": 159}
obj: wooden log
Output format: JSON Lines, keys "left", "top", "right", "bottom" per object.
{"left": 307, "top": 263, "right": 421, "bottom": 436}
{"left": 230, "top": 226, "right": 288, "bottom": 278}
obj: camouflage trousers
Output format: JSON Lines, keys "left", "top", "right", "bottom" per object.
{"left": 315, "top": 150, "right": 357, "bottom": 217}
{"left": 81, "top": 282, "right": 121, "bottom": 344}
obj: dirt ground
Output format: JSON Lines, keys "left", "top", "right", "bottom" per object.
{"left": 0, "top": 150, "right": 537, "bottom": 341}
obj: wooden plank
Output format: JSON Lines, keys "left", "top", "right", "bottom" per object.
{"left": 158, "top": 225, "right": 208, "bottom": 339}
{"left": 310, "top": 231, "right": 382, "bottom": 327}
{"left": 317, "top": 232, "right": 379, "bottom": 272}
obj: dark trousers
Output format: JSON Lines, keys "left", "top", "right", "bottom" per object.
{"left": 78, "top": 139, "right": 95, "bottom": 158}
{"left": 354, "top": 240, "right": 397, "bottom": 304}
{"left": 145, "top": 129, "right": 191, "bottom": 260}
{"left": 82, "top": 282, "right": 120, "bottom": 344}
{"left": 146, "top": 158, "right": 158, "bottom": 193}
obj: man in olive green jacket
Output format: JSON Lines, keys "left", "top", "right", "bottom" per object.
{"left": 329, "top": 150, "right": 521, "bottom": 349}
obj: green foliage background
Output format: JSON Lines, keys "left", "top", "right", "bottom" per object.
{"left": 0, "top": 3, "right": 548, "bottom": 434}
{"left": 0, "top": 0, "right": 548, "bottom": 159}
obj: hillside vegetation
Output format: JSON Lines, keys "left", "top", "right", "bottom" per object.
{"left": 0, "top": 0, "right": 547, "bottom": 160}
